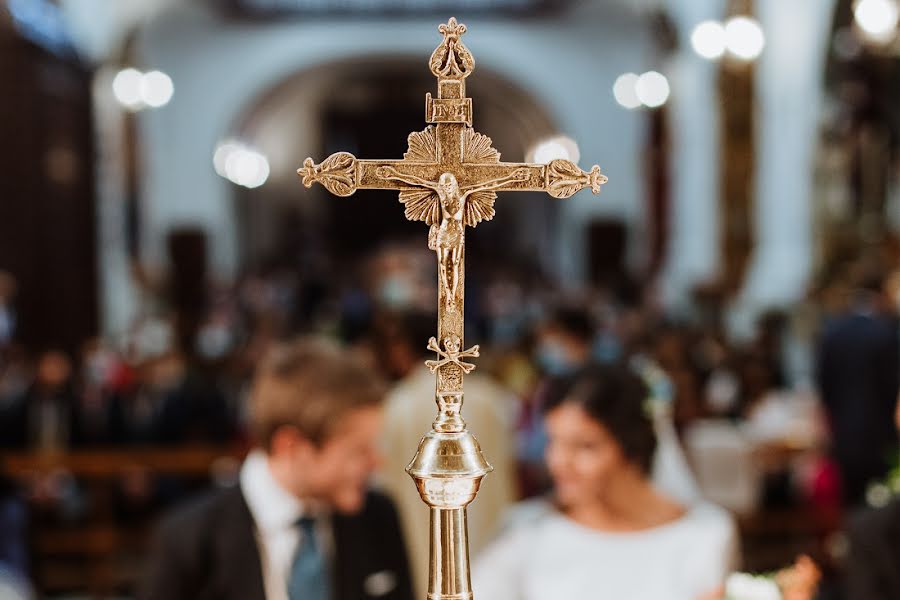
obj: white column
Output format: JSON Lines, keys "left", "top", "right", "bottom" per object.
{"left": 661, "top": 0, "right": 726, "bottom": 312}
{"left": 93, "top": 67, "right": 139, "bottom": 338}
{"left": 731, "top": 0, "right": 836, "bottom": 336}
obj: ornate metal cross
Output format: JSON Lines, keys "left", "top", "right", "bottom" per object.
{"left": 300, "top": 17, "right": 606, "bottom": 600}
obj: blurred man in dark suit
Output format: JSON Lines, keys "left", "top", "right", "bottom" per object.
{"left": 844, "top": 397, "right": 900, "bottom": 599}
{"left": 140, "top": 339, "right": 413, "bottom": 600}
{"left": 817, "top": 277, "right": 900, "bottom": 506}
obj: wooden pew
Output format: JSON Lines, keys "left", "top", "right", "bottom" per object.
{"left": 1, "top": 446, "right": 246, "bottom": 598}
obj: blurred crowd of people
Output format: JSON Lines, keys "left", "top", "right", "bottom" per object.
{"left": 0, "top": 233, "right": 899, "bottom": 598}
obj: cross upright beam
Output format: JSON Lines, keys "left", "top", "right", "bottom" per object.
{"left": 299, "top": 17, "right": 607, "bottom": 600}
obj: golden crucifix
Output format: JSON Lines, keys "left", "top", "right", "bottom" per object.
{"left": 299, "top": 17, "right": 606, "bottom": 600}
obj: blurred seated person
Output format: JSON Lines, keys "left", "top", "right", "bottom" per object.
{"left": 474, "top": 365, "right": 738, "bottom": 600}
{"left": 843, "top": 396, "right": 900, "bottom": 599}
{"left": 140, "top": 339, "right": 413, "bottom": 600}
{"left": 148, "top": 352, "right": 234, "bottom": 444}
{"left": 75, "top": 337, "right": 133, "bottom": 445}
{"left": 0, "top": 349, "right": 81, "bottom": 450}
{"left": 377, "top": 311, "right": 517, "bottom": 597}
{"left": 111, "top": 347, "right": 233, "bottom": 446}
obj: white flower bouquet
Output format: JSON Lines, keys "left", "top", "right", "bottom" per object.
{"left": 724, "top": 573, "right": 781, "bottom": 600}
{"left": 722, "top": 556, "right": 820, "bottom": 600}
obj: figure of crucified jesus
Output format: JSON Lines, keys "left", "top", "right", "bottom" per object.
{"left": 376, "top": 166, "right": 529, "bottom": 307}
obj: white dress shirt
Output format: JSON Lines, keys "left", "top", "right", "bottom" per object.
{"left": 240, "top": 450, "right": 331, "bottom": 600}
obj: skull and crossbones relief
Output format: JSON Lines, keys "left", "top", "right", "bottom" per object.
{"left": 425, "top": 335, "right": 480, "bottom": 374}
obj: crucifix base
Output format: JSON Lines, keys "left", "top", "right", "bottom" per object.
{"left": 407, "top": 428, "right": 491, "bottom": 600}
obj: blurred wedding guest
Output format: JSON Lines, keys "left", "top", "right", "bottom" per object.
{"left": 0, "top": 272, "right": 16, "bottom": 349}
{"left": 0, "top": 475, "right": 28, "bottom": 582}
{"left": 0, "top": 345, "right": 30, "bottom": 445}
{"left": 474, "top": 365, "right": 738, "bottom": 600}
{"left": 843, "top": 397, "right": 900, "bottom": 599}
{"left": 140, "top": 338, "right": 413, "bottom": 600}
{"left": 816, "top": 276, "right": 900, "bottom": 506}
{"left": 116, "top": 318, "right": 233, "bottom": 445}
{"left": 76, "top": 338, "right": 123, "bottom": 445}
{"left": 150, "top": 354, "right": 234, "bottom": 444}
{"left": 517, "top": 307, "right": 595, "bottom": 497}
{"left": 532, "top": 308, "right": 595, "bottom": 379}
{"left": 377, "top": 312, "right": 516, "bottom": 597}
{"left": 0, "top": 350, "right": 81, "bottom": 450}
{"left": 0, "top": 470, "right": 32, "bottom": 599}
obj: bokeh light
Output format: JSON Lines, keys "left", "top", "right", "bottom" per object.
{"left": 691, "top": 20, "right": 728, "bottom": 60}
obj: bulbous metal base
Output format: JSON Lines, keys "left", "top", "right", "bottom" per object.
{"left": 408, "top": 428, "right": 492, "bottom": 600}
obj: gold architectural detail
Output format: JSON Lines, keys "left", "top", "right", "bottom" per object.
{"left": 298, "top": 18, "right": 607, "bottom": 600}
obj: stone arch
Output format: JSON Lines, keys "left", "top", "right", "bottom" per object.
{"left": 221, "top": 55, "right": 564, "bottom": 271}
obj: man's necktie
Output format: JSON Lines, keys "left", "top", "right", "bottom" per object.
{"left": 288, "top": 516, "right": 330, "bottom": 600}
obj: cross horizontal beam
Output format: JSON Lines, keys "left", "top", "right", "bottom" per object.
{"left": 300, "top": 154, "right": 607, "bottom": 198}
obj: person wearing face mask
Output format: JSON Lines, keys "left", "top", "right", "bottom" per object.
{"left": 474, "top": 365, "right": 738, "bottom": 600}
{"left": 517, "top": 308, "right": 595, "bottom": 497}
{"left": 140, "top": 339, "right": 413, "bottom": 600}
{"left": 533, "top": 309, "right": 594, "bottom": 378}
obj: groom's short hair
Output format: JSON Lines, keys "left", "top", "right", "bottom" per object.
{"left": 249, "top": 337, "right": 385, "bottom": 450}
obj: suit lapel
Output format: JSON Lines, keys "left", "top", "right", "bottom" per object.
{"left": 215, "top": 487, "right": 267, "bottom": 600}
{"left": 332, "top": 513, "right": 361, "bottom": 600}
{"left": 331, "top": 496, "right": 412, "bottom": 600}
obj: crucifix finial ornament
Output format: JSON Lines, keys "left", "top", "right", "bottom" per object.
{"left": 299, "top": 18, "right": 607, "bottom": 600}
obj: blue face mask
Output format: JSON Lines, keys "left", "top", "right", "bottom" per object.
{"left": 378, "top": 277, "right": 414, "bottom": 309}
{"left": 591, "top": 333, "right": 621, "bottom": 364}
{"left": 535, "top": 341, "right": 577, "bottom": 377}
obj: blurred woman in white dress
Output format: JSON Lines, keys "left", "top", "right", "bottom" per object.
{"left": 473, "top": 365, "right": 738, "bottom": 600}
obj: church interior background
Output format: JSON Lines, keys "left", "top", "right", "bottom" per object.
{"left": 1, "top": 0, "right": 900, "bottom": 598}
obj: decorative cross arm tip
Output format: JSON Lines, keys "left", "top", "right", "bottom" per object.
{"left": 546, "top": 159, "right": 608, "bottom": 198}
{"left": 298, "top": 152, "right": 358, "bottom": 197}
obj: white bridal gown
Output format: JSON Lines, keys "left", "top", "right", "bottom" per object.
{"left": 473, "top": 499, "right": 738, "bottom": 600}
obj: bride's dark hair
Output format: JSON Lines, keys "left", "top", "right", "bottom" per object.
{"left": 543, "top": 364, "right": 657, "bottom": 475}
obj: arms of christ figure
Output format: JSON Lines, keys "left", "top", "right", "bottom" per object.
{"left": 375, "top": 166, "right": 529, "bottom": 307}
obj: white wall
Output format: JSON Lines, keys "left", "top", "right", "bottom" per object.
{"left": 133, "top": 4, "right": 651, "bottom": 282}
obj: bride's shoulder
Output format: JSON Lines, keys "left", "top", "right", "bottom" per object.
{"left": 498, "top": 497, "right": 558, "bottom": 532}
{"left": 685, "top": 501, "right": 734, "bottom": 524}
{"left": 680, "top": 501, "right": 738, "bottom": 543}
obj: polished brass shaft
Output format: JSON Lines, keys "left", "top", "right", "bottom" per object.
{"left": 429, "top": 508, "right": 471, "bottom": 600}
